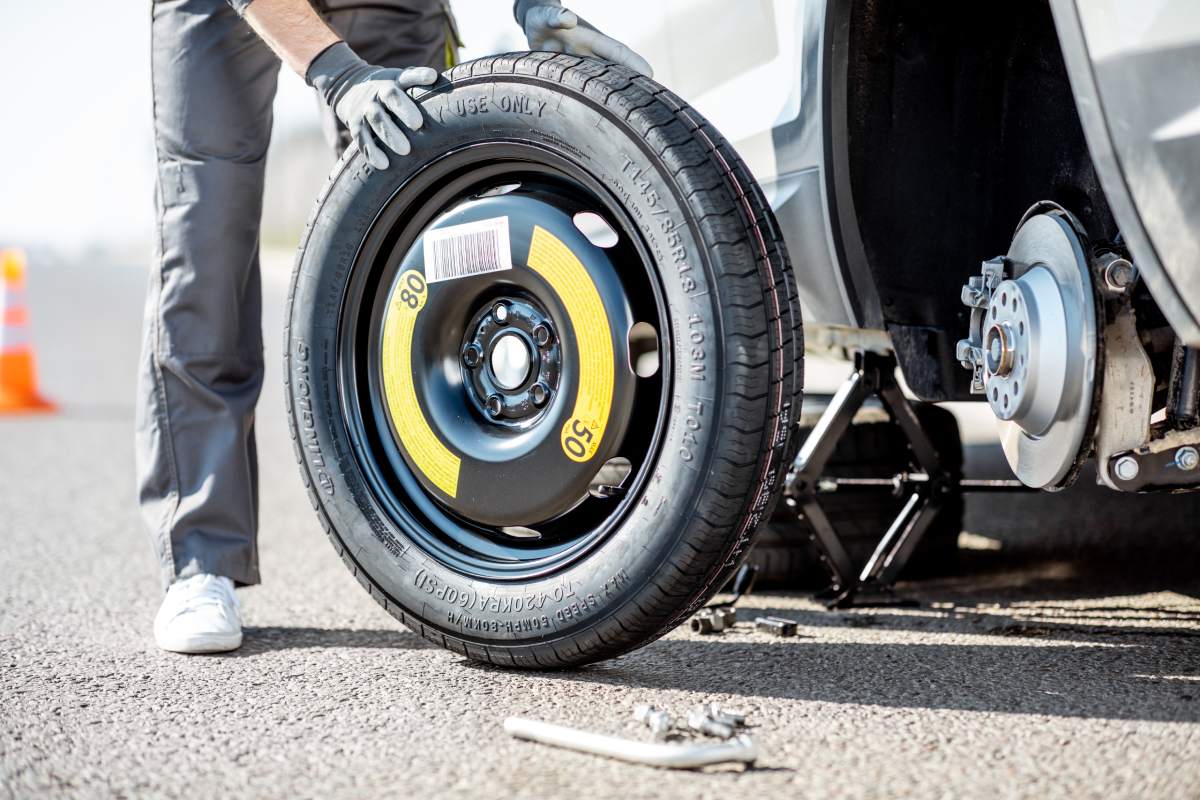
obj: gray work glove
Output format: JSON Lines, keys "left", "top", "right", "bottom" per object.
{"left": 306, "top": 42, "right": 438, "bottom": 170}
{"left": 515, "top": 1, "right": 654, "bottom": 76}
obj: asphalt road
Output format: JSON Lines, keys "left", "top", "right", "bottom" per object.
{"left": 3, "top": 252, "right": 1200, "bottom": 799}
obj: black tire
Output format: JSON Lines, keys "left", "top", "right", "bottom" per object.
{"left": 285, "top": 53, "right": 803, "bottom": 667}
{"left": 748, "top": 403, "right": 963, "bottom": 587}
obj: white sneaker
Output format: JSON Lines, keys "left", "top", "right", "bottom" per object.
{"left": 154, "top": 574, "right": 243, "bottom": 654}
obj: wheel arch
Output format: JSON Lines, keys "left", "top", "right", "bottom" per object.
{"left": 829, "top": 0, "right": 1118, "bottom": 400}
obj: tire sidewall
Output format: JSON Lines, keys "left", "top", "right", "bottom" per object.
{"left": 289, "top": 74, "right": 743, "bottom": 654}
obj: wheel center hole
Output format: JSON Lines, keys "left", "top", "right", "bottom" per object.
{"left": 490, "top": 332, "right": 531, "bottom": 390}
{"left": 984, "top": 322, "right": 1014, "bottom": 377}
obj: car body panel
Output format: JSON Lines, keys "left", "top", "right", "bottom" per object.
{"left": 1051, "top": 0, "right": 1200, "bottom": 347}
{"left": 590, "top": 0, "right": 865, "bottom": 329}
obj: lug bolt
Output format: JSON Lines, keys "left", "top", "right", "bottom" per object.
{"left": 1114, "top": 456, "right": 1140, "bottom": 482}
{"left": 1175, "top": 446, "right": 1199, "bottom": 471}
{"left": 529, "top": 382, "right": 549, "bottom": 407}
{"left": 633, "top": 705, "right": 672, "bottom": 740}
{"left": 485, "top": 394, "right": 504, "bottom": 418}
{"left": 533, "top": 323, "right": 552, "bottom": 348}
{"left": 493, "top": 302, "right": 509, "bottom": 324}
{"left": 461, "top": 343, "right": 483, "bottom": 369}
{"left": 685, "top": 707, "right": 735, "bottom": 739}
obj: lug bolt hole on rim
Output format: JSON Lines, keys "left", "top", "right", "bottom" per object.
{"left": 462, "top": 342, "right": 482, "bottom": 368}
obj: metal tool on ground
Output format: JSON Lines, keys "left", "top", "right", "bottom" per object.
{"left": 686, "top": 707, "right": 735, "bottom": 740}
{"left": 699, "top": 702, "right": 746, "bottom": 729}
{"left": 685, "top": 704, "right": 749, "bottom": 740}
{"left": 504, "top": 717, "right": 758, "bottom": 769}
{"left": 689, "top": 563, "right": 759, "bottom": 634}
{"left": 690, "top": 606, "right": 736, "bottom": 635}
{"left": 632, "top": 704, "right": 673, "bottom": 740}
{"left": 754, "top": 616, "right": 799, "bottom": 637}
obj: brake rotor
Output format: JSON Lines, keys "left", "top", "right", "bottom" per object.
{"left": 961, "top": 211, "right": 1099, "bottom": 489}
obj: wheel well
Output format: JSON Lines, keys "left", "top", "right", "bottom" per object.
{"left": 841, "top": 0, "right": 1116, "bottom": 399}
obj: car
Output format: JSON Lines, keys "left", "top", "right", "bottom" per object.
{"left": 285, "top": 0, "right": 1200, "bottom": 667}
{"left": 625, "top": 0, "right": 1200, "bottom": 588}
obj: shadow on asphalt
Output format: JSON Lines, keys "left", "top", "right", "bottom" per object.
{"left": 464, "top": 548, "right": 1200, "bottom": 724}
{"left": 753, "top": 549, "right": 1200, "bottom": 641}
{"left": 741, "top": 602, "right": 1200, "bottom": 642}
{"left": 231, "top": 626, "right": 430, "bottom": 655}
{"left": 571, "top": 634, "right": 1200, "bottom": 723}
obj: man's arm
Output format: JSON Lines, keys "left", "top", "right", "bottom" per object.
{"left": 513, "top": 0, "right": 653, "bottom": 76}
{"left": 240, "top": 0, "right": 341, "bottom": 76}
{"left": 230, "top": 0, "right": 437, "bottom": 169}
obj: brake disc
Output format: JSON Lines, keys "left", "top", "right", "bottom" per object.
{"left": 958, "top": 210, "right": 1100, "bottom": 489}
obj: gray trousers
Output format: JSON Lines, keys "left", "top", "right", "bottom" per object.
{"left": 137, "top": 0, "right": 451, "bottom": 588}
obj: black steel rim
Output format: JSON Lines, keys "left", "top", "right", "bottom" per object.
{"left": 337, "top": 142, "right": 672, "bottom": 581}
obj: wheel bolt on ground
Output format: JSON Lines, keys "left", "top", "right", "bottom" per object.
{"left": 686, "top": 707, "right": 735, "bottom": 740}
{"left": 632, "top": 704, "right": 673, "bottom": 740}
{"left": 754, "top": 616, "right": 799, "bottom": 637}
{"left": 461, "top": 343, "right": 483, "bottom": 368}
{"left": 690, "top": 606, "right": 736, "bottom": 634}
{"left": 485, "top": 394, "right": 503, "bottom": 418}
{"left": 533, "top": 323, "right": 552, "bottom": 347}
{"left": 1176, "top": 446, "right": 1200, "bottom": 471}
{"left": 700, "top": 702, "right": 746, "bottom": 728}
{"left": 530, "top": 382, "right": 549, "bottom": 407}
{"left": 493, "top": 302, "right": 509, "bottom": 323}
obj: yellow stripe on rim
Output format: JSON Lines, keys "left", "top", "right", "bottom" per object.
{"left": 381, "top": 269, "right": 461, "bottom": 497}
{"left": 526, "top": 225, "right": 614, "bottom": 463}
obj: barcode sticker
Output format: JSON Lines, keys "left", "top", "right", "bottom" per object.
{"left": 423, "top": 216, "right": 513, "bottom": 283}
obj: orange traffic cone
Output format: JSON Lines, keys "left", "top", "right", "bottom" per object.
{"left": 0, "top": 249, "right": 55, "bottom": 413}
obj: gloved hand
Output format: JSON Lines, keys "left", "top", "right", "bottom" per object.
{"left": 516, "top": 1, "right": 653, "bottom": 76}
{"left": 306, "top": 42, "right": 438, "bottom": 170}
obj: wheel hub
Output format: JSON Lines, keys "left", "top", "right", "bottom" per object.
{"left": 957, "top": 210, "right": 1098, "bottom": 488}
{"left": 982, "top": 267, "right": 1070, "bottom": 433}
{"left": 460, "top": 296, "right": 560, "bottom": 427}
{"left": 490, "top": 334, "right": 530, "bottom": 390}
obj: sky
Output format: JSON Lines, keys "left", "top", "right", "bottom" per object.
{"left": 0, "top": 1, "right": 523, "bottom": 252}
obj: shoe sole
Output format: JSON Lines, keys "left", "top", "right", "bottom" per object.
{"left": 155, "top": 630, "right": 243, "bottom": 654}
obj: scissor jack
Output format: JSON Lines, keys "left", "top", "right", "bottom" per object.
{"left": 783, "top": 351, "right": 1024, "bottom": 608}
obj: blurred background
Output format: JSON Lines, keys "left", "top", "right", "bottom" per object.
{"left": 0, "top": 1, "right": 526, "bottom": 260}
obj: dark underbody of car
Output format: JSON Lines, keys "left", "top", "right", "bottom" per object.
{"left": 837, "top": 0, "right": 1114, "bottom": 402}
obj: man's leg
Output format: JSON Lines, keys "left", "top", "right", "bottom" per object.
{"left": 137, "top": 0, "right": 280, "bottom": 590}
{"left": 315, "top": 0, "right": 455, "bottom": 151}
